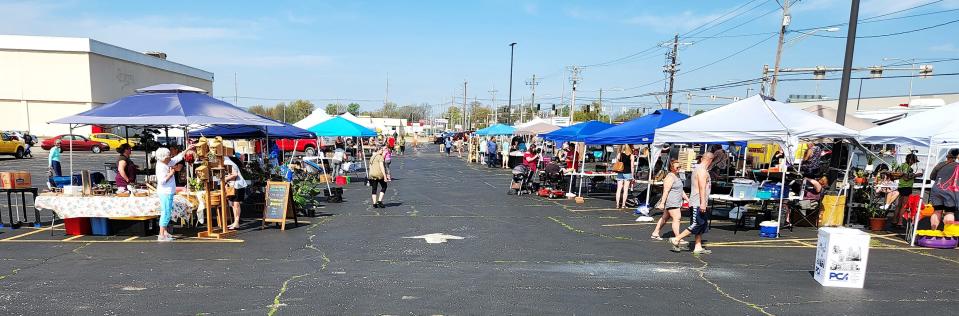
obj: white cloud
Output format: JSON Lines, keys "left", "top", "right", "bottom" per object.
{"left": 286, "top": 11, "right": 316, "bottom": 25}
{"left": 218, "top": 54, "right": 334, "bottom": 67}
{"left": 524, "top": 3, "right": 538, "bottom": 15}
{"left": 623, "top": 11, "right": 723, "bottom": 34}
{"left": 930, "top": 43, "right": 959, "bottom": 53}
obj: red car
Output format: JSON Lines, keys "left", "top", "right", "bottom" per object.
{"left": 40, "top": 134, "right": 111, "bottom": 153}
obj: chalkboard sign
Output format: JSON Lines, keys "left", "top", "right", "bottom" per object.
{"left": 262, "top": 181, "right": 295, "bottom": 230}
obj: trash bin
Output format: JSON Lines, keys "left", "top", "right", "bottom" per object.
{"left": 814, "top": 227, "right": 870, "bottom": 288}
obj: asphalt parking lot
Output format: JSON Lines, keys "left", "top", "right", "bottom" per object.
{"left": 1, "top": 146, "right": 958, "bottom": 315}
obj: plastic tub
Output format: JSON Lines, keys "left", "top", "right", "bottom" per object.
{"left": 90, "top": 218, "right": 110, "bottom": 236}
{"left": 64, "top": 218, "right": 91, "bottom": 236}
{"left": 916, "top": 236, "right": 958, "bottom": 249}
{"left": 732, "top": 182, "right": 758, "bottom": 200}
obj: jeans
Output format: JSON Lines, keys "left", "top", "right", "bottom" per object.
{"left": 51, "top": 160, "right": 62, "bottom": 177}
{"left": 159, "top": 193, "right": 174, "bottom": 227}
{"left": 487, "top": 153, "right": 498, "bottom": 167}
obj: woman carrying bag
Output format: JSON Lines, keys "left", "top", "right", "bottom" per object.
{"left": 613, "top": 145, "right": 637, "bottom": 209}
{"left": 368, "top": 146, "right": 391, "bottom": 209}
{"left": 651, "top": 160, "right": 689, "bottom": 241}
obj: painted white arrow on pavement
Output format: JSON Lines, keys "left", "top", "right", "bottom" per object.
{"left": 403, "top": 233, "right": 465, "bottom": 244}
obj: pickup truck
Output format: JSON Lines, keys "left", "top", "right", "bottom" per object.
{"left": 0, "top": 132, "right": 26, "bottom": 159}
{"left": 275, "top": 138, "right": 319, "bottom": 156}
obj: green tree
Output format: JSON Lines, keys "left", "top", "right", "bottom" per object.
{"left": 346, "top": 103, "right": 361, "bottom": 115}
{"left": 244, "top": 100, "right": 314, "bottom": 123}
{"left": 325, "top": 103, "right": 340, "bottom": 115}
{"left": 573, "top": 101, "right": 610, "bottom": 122}
{"left": 444, "top": 106, "right": 462, "bottom": 126}
{"left": 614, "top": 108, "right": 645, "bottom": 122}
{"left": 694, "top": 109, "right": 706, "bottom": 115}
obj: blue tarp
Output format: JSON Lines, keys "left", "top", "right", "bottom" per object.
{"left": 308, "top": 117, "right": 377, "bottom": 137}
{"left": 582, "top": 110, "right": 689, "bottom": 145}
{"left": 540, "top": 120, "right": 615, "bottom": 142}
{"left": 50, "top": 87, "right": 281, "bottom": 127}
{"left": 188, "top": 115, "right": 315, "bottom": 139}
{"left": 475, "top": 124, "right": 516, "bottom": 136}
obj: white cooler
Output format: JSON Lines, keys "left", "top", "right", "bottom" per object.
{"left": 813, "top": 227, "right": 871, "bottom": 288}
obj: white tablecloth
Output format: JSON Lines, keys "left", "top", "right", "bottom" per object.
{"left": 35, "top": 195, "right": 194, "bottom": 219}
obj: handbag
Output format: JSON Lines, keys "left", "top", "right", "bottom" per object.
{"left": 611, "top": 161, "right": 624, "bottom": 172}
{"left": 225, "top": 184, "right": 236, "bottom": 197}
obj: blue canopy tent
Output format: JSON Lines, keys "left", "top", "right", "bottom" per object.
{"left": 475, "top": 124, "right": 516, "bottom": 136}
{"left": 540, "top": 120, "right": 616, "bottom": 196}
{"left": 540, "top": 120, "right": 615, "bottom": 142}
{"left": 307, "top": 116, "right": 377, "bottom": 137}
{"left": 581, "top": 110, "right": 689, "bottom": 206}
{"left": 188, "top": 115, "right": 315, "bottom": 139}
{"left": 582, "top": 110, "right": 688, "bottom": 145}
{"left": 307, "top": 116, "right": 378, "bottom": 181}
{"left": 49, "top": 84, "right": 282, "bottom": 183}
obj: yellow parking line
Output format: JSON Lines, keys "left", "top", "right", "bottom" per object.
{"left": 1, "top": 224, "right": 63, "bottom": 241}
{"left": 62, "top": 235, "right": 85, "bottom": 241}
{"left": 570, "top": 208, "right": 623, "bottom": 212}
{"left": 123, "top": 236, "right": 138, "bottom": 242}
{"left": 602, "top": 223, "right": 655, "bottom": 227}
{"left": 0, "top": 239, "right": 244, "bottom": 243}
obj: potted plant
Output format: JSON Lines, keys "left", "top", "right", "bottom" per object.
{"left": 867, "top": 202, "right": 887, "bottom": 231}
{"left": 865, "top": 155, "right": 875, "bottom": 172}
{"left": 854, "top": 170, "right": 867, "bottom": 185}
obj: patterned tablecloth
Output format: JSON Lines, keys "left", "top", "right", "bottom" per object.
{"left": 34, "top": 195, "right": 194, "bottom": 219}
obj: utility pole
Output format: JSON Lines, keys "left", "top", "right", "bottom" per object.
{"left": 836, "top": 0, "right": 860, "bottom": 125}
{"left": 770, "top": 0, "right": 791, "bottom": 99}
{"left": 233, "top": 72, "right": 238, "bottom": 105}
{"left": 525, "top": 74, "right": 538, "bottom": 123}
{"left": 488, "top": 87, "right": 498, "bottom": 124}
{"left": 463, "top": 81, "right": 469, "bottom": 130}
{"left": 663, "top": 34, "right": 690, "bottom": 109}
{"left": 568, "top": 66, "right": 581, "bottom": 124}
{"left": 508, "top": 43, "right": 517, "bottom": 125}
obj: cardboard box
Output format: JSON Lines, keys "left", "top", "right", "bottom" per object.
{"left": 0, "top": 171, "right": 31, "bottom": 189}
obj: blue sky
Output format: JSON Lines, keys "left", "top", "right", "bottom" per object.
{"left": 3, "top": 0, "right": 958, "bottom": 114}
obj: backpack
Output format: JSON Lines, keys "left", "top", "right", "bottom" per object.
{"left": 368, "top": 154, "right": 385, "bottom": 180}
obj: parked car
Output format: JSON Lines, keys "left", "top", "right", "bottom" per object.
{"left": 0, "top": 132, "right": 26, "bottom": 158}
{"left": 40, "top": 134, "right": 110, "bottom": 153}
{"left": 89, "top": 133, "right": 139, "bottom": 150}
{"left": 275, "top": 138, "right": 319, "bottom": 156}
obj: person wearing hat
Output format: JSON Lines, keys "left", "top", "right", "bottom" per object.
{"left": 115, "top": 144, "right": 139, "bottom": 191}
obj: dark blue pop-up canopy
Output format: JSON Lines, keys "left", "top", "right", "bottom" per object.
{"left": 540, "top": 120, "right": 615, "bottom": 142}
{"left": 188, "top": 115, "right": 315, "bottom": 139}
{"left": 582, "top": 110, "right": 688, "bottom": 145}
{"left": 308, "top": 116, "right": 377, "bottom": 137}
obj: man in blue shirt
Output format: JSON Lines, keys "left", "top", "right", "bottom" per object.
{"left": 486, "top": 138, "right": 498, "bottom": 168}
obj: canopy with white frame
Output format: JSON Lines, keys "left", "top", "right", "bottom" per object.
{"left": 652, "top": 95, "right": 860, "bottom": 237}
{"left": 861, "top": 101, "right": 959, "bottom": 245}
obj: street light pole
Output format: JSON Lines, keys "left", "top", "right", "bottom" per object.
{"left": 836, "top": 0, "right": 861, "bottom": 125}
{"left": 507, "top": 42, "right": 517, "bottom": 125}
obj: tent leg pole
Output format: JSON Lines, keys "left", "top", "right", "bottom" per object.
{"left": 775, "top": 164, "right": 787, "bottom": 238}
{"left": 840, "top": 146, "right": 855, "bottom": 226}
{"left": 69, "top": 124, "right": 74, "bottom": 184}
{"left": 644, "top": 144, "right": 654, "bottom": 206}
{"left": 578, "top": 142, "right": 586, "bottom": 197}
{"left": 912, "top": 142, "right": 936, "bottom": 246}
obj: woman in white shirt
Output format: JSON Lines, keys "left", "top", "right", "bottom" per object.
{"left": 224, "top": 156, "right": 249, "bottom": 230}
{"left": 154, "top": 144, "right": 193, "bottom": 241}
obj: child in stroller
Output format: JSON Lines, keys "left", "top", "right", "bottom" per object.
{"left": 509, "top": 164, "right": 534, "bottom": 195}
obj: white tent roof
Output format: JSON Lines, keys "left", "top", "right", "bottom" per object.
{"left": 654, "top": 95, "right": 858, "bottom": 155}
{"left": 516, "top": 117, "right": 548, "bottom": 129}
{"left": 339, "top": 112, "right": 375, "bottom": 129}
{"left": 860, "top": 101, "right": 959, "bottom": 147}
{"left": 292, "top": 110, "right": 332, "bottom": 129}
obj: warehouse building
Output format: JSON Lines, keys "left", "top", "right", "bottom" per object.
{"left": 0, "top": 35, "right": 214, "bottom": 136}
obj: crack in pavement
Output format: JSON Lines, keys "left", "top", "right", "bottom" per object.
{"left": 266, "top": 216, "right": 335, "bottom": 315}
{"left": 0, "top": 243, "right": 90, "bottom": 283}
{"left": 693, "top": 255, "right": 774, "bottom": 316}
{"left": 547, "top": 216, "right": 633, "bottom": 241}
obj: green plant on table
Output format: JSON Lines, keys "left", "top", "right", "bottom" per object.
{"left": 291, "top": 178, "right": 324, "bottom": 211}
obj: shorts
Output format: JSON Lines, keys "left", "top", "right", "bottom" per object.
{"left": 896, "top": 187, "right": 913, "bottom": 196}
{"left": 616, "top": 173, "right": 632, "bottom": 181}
{"left": 228, "top": 187, "right": 246, "bottom": 202}
{"left": 930, "top": 189, "right": 958, "bottom": 212}
{"left": 687, "top": 207, "right": 709, "bottom": 235}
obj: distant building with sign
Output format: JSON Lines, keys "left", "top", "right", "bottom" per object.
{"left": 0, "top": 35, "right": 214, "bottom": 136}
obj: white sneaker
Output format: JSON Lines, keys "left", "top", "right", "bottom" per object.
{"left": 157, "top": 235, "right": 174, "bottom": 242}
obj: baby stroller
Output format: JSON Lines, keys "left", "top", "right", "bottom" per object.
{"left": 509, "top": 164, "right": 533, "bottom": 195}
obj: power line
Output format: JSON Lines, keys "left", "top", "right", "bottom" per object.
{"left": 808, "top": 18, "right": 959, "bottom": 38}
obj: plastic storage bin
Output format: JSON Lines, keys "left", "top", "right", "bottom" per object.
{"left": 90, "top": 217, "right": 110, "bottom": 236}
{"left": 732, "top": 179, "right": 758, "bottom": 200}
{"left": 64, "top": 218, "right": 91, "bottom": 235}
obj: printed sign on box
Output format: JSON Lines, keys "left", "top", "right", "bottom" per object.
{"left": 813, "top": 227, "right": 870, "bottom": 288}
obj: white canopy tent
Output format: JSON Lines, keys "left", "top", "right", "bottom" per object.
{"left": 292, "top": 110, "right": 333, "bottom": 129}
{"left": 861, "top": 101, "right": 959, "bottom": 245}
{"left": 652, "top": 95, "right": 859, "bottom": 237}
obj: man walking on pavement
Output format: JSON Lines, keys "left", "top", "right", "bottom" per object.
{"left": 670, "top": 152, "right": 714, "bottom": 255}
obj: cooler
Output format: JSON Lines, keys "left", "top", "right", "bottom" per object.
{"left": 90, "top": 217, "right": 110, "bottom": 236}
{"left": 814, "top": 227, "right": 870, "bottom": 288}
